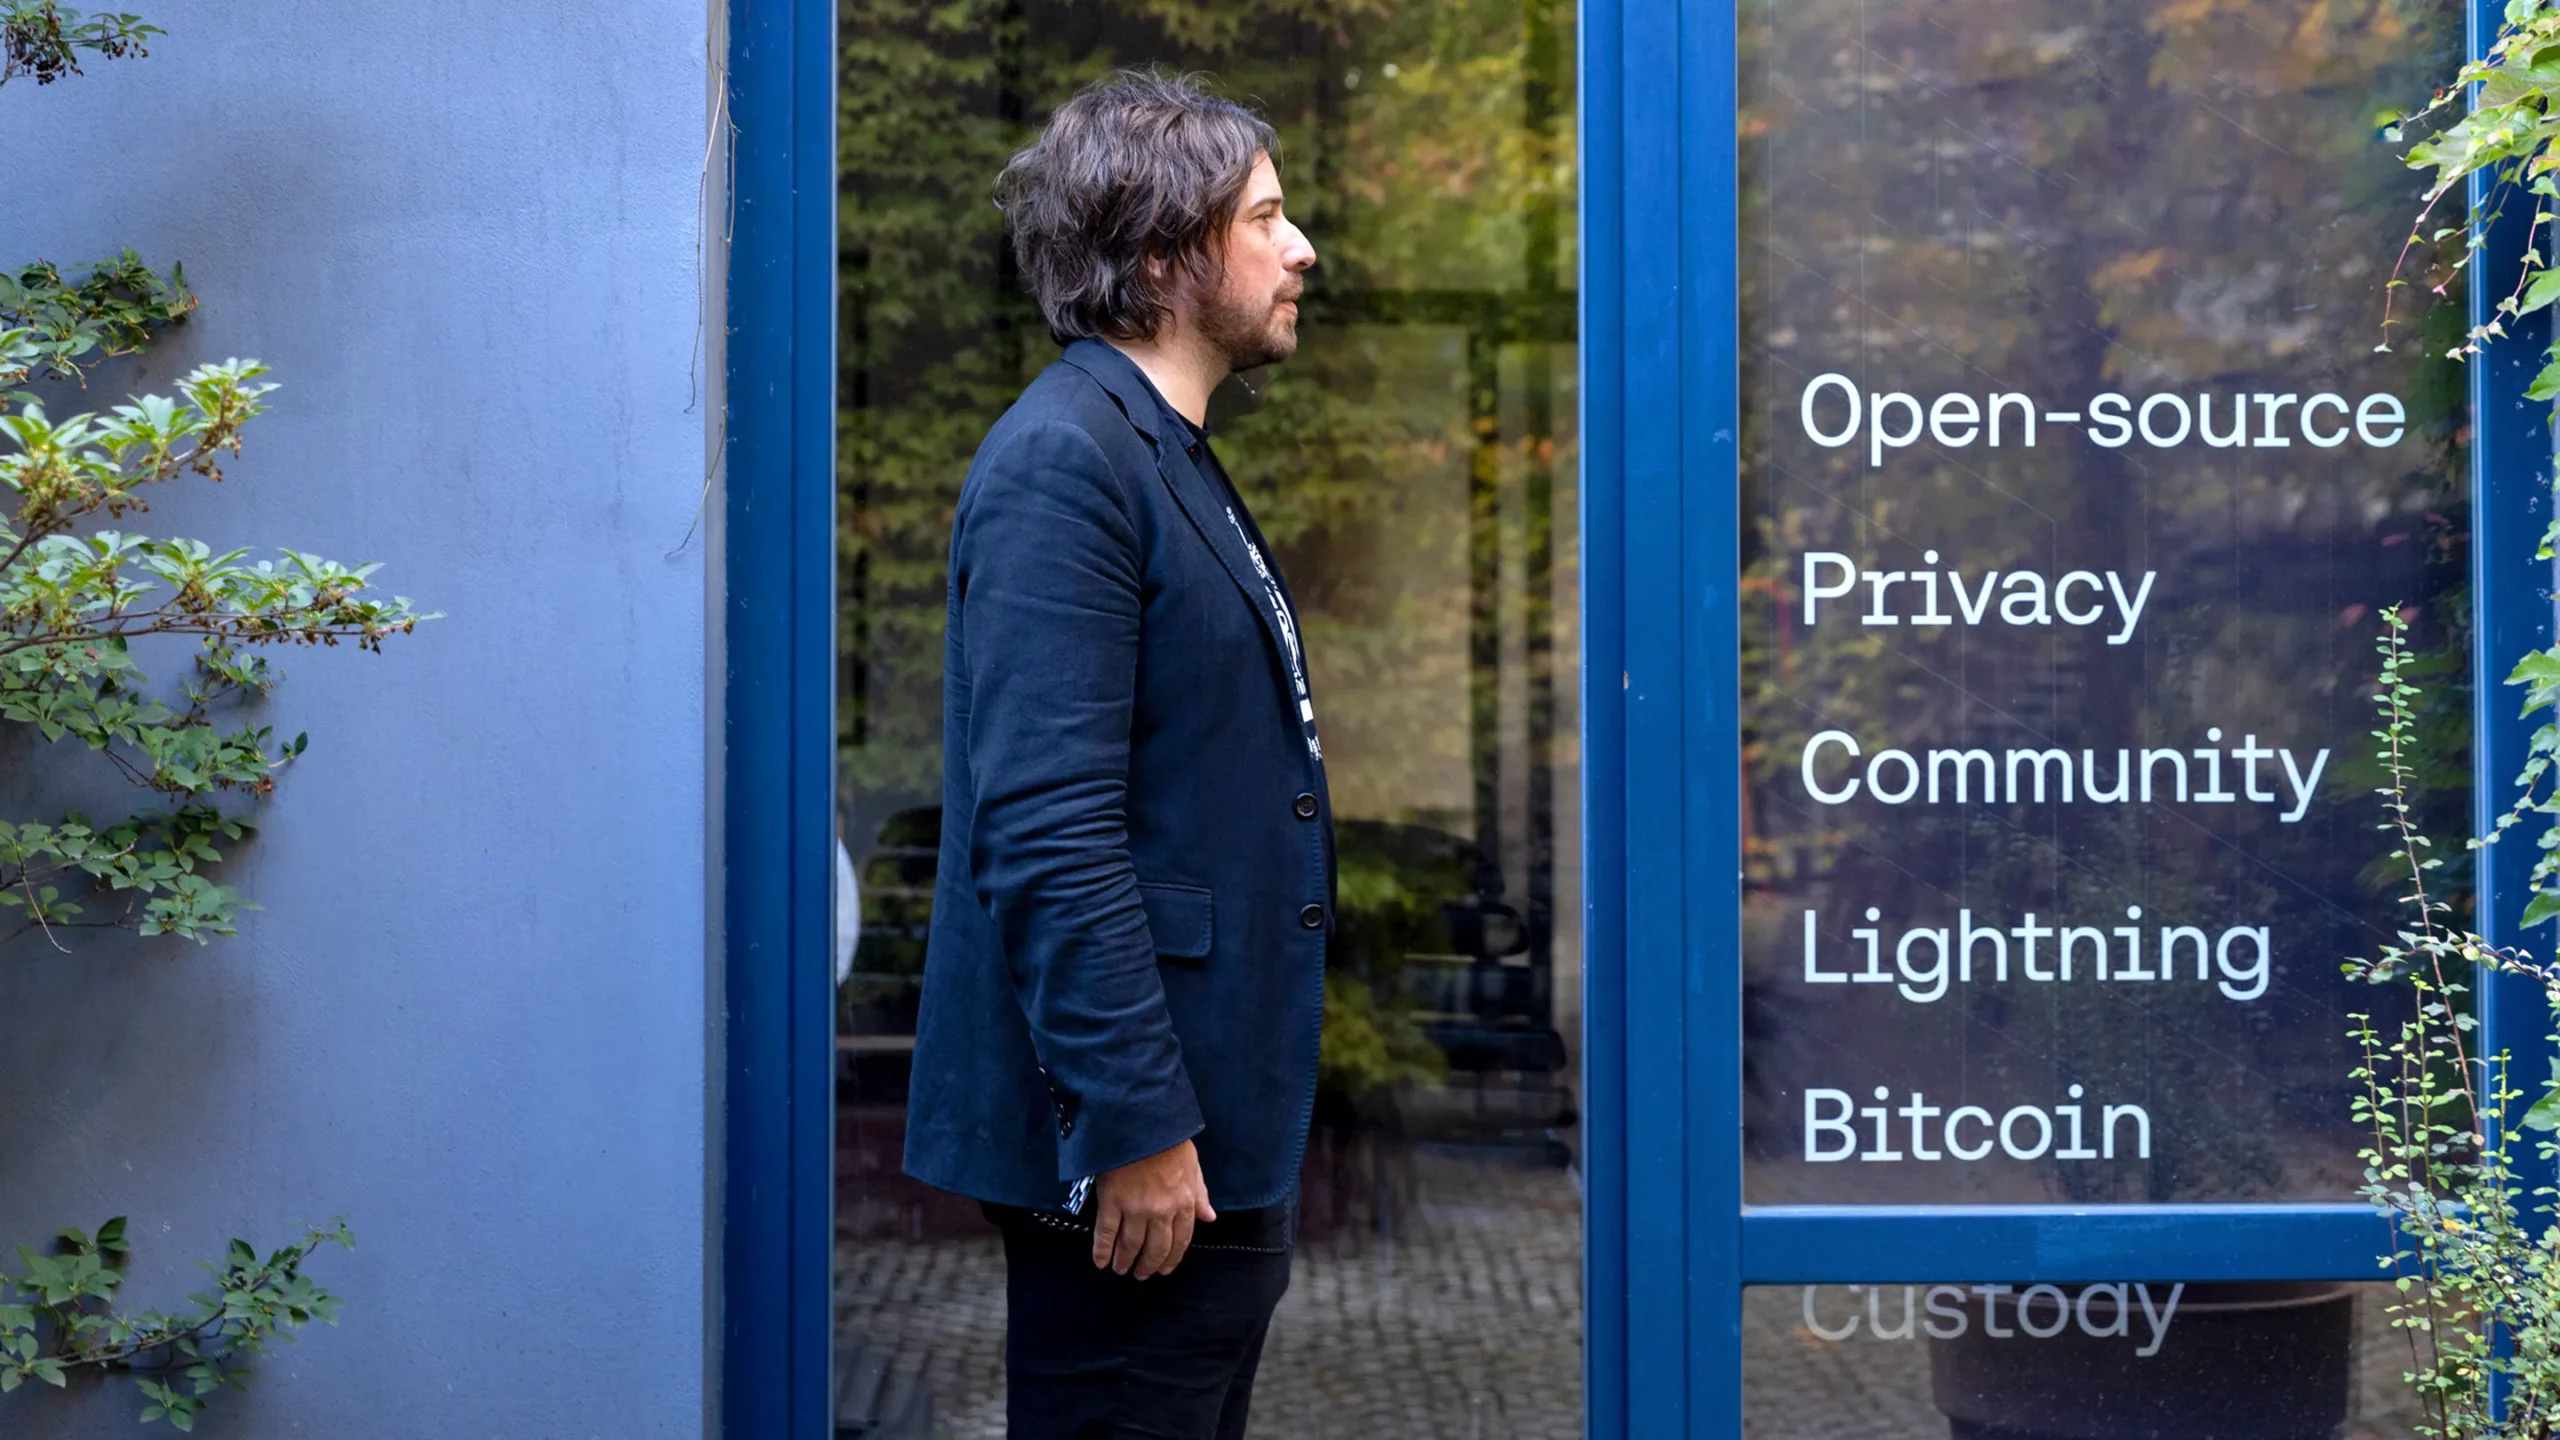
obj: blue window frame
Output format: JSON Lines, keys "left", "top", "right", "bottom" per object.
{"left": 1580, "top": 0, "right": 2557, "bottom": 1432}
{"left": 727, "top": 0, "right": 2551, "bottom": 1432}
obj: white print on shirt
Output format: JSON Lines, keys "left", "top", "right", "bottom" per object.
{"left": 1226, "top": 506, "right": 1324, "bottom": 762}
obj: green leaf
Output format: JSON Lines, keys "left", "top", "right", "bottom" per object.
{"left": 2521, "top": 268, "right": 2560, "bottom": 314}
{"left": 2524, "top": 1058, "right": 2560, "bottom": 1131}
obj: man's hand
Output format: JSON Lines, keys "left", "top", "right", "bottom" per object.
{"left": 1092, "top": 1139, "right": 1217, "bottom": 1279}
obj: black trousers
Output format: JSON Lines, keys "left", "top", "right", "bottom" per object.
{"left": 985, "top": 1199, "right": 1295, "bottom": 1440}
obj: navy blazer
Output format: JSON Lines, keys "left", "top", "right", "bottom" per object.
{"left": 903, "top": 340, "right": 1335, "bottom": 1212}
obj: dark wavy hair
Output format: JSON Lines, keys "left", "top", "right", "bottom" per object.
{"left": 995, "top": 70, "right": 1279, "bottom": 345}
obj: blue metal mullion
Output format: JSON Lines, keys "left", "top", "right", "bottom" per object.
{"left": 1577, "top": 0, "right": 1632, "bottom": 1427}
{"left": 786, "top": 0, "right": 840, "bottom": 1426}
{"left": 2470, "top": 0, "right": 2558, "bottom": 1211}
{"left": 1741, "top": 1204, "right": 2397, "bottom": 1284}
{"left": 723, "top": 0, "right": 837, "bottom": 1434}
{"left": 2469, "top": 1, "right": 2557, "bottom": 1419}
{"left": 1620, "top": 0, "right": 1693, "bottom": 1431}
{"left": 1679, "top": 0, "right": 1743, "bottom": 1434}
{"left": 722, "top": 0, "right": 792, "bottom": 1423}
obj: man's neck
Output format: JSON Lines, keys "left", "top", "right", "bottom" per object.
{"left": 1105, "top": 330, "right": 1225, "bottom": 428}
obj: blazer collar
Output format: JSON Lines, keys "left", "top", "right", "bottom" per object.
{"left": 1060, "top": 340, "right": 1302, "bottom": 689}
{"left": 1062, "top": 339, "right": 1177, "bottom": 445}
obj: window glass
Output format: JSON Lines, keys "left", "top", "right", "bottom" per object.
{"left": 1737, "top": 0, "right": 2472, "bottom": 1205}
{"left": 1744, "top": 1282, "right": 2429, "bottom": 1437}
{"left": 834, "top": 3, "right": 1582, "bottom": 1433}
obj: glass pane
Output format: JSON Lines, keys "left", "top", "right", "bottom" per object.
{"left": 1736, "top": 0, "right": 2472, "bottom": 1204}
{"left": 1744, "top": 1282, "right": 2427, "bottom": 1438}
{"left": 834, "top": 4, "right": 1580, "bottom": 1435}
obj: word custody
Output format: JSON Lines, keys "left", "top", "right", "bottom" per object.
{"left": 1798, "top": 1284, "right": 2185, "bottom": 1356}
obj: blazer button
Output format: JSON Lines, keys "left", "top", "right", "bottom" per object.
{"left": 1294, "top": 792, "right": 1318, "bottom": 819}
{"left": 1300, "top": 903, "right": 1325, "bottom": 929}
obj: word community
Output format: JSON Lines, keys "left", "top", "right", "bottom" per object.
{"left": 1801, "top": 552, "right": 2154, "bottom": 643}
{"left": 1805, "top": 1085, "right": 2150, "bottom": 1164}
{"left": 1800, "top": 729, "right": 2330, "bottom": 824}
{"left": 1797, "top": 372, "right": 2408, "bottom": 467}
{"left": 1801, "top": 907, "right": 2271, "bottom": 1003}
{"left": 1800, "top": 1284, "right": 2185, "bottom": 1356}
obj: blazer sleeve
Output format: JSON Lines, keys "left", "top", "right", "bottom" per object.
{"left": 951, "top": 418, "right": 1204, "bottom": 1182}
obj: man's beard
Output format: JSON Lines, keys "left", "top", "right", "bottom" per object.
{"left": 1197, "top": 282, "right": 1301, "bottom": 372}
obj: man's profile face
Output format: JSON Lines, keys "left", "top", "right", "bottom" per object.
{"left": 1189, "top": 152, "right": 1318, "bottom": 372}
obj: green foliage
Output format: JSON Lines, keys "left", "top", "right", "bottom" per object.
{"left": 2, "top": 26, "right": 381, "bottom": 1431}
{"left": 0, "top": 219, "right": 433, "bottom": 951}
{"left": 2346, "top": 609, "right": 2560, "bottom": 1439}
{"left": 0, "top": 3, "right": 154, "bottom": 86}
{"left": 2394, "top": 1, "right": 2560, "bottom": 935}
{"left": 2347, "top": 29, "right": 2560, "bottom": 1422}
{"left": 2386, "top": 0, "right": 2560, "bottom": 365}
{"left": 1320, "top": 973, "right": 1446, "bottom": 1100}
{"left": 0, "top": 1219, "right": 350, "bottom": 1430}
{"left": 1, "top": 252, "right": 195, "bottom": 384}
{"left": 0, "top": 313, "right": 428, "bottom": 946}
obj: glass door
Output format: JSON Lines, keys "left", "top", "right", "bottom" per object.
{"left": 830, "top": 5, "right": 1584, "bottom": 1435}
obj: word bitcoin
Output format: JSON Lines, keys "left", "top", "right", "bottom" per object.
{"left": 1804, "top": 1085, "right": 2150, "bottom": 1163}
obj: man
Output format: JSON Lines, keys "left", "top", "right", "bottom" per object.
{"left": 903, "top": 70, "right": 1329, "bottom": 1440}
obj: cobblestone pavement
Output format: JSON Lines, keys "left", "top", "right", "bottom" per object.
{"left": 836, "top": 1146, "right": 1585, "bottom": 1440}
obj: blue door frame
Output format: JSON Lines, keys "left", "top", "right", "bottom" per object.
{"left": 724, "top": 0, "right": 836, "bottom": 1435}
{"left": 725, "top": 0, "right": 2550, "bottom": 1433}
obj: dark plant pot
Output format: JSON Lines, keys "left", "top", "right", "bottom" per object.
{"left": 1928, "top": 1282, "right": 2354, "bottom": 1440}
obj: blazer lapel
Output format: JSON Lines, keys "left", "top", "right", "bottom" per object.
{"left": 1060, "top": 342, "right": 1303, "bottom": 691}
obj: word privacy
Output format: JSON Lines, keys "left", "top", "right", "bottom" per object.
{"left": 1803, "top": 552, "right": 2154, "bottom": 643}
{"left": 1797, "top": 373, "right": 2408, "bottom": 467}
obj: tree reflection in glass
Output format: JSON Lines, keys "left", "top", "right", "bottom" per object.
{"left": 835, "top": 3, "right": 1584, "bottom": 1434}
{"left": 1737, "top": 0, "right": 2472, "bottom": 1207}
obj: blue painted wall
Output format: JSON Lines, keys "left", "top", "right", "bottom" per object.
{"left": 0, "top": 2, "right": 716, "bottom": 1434}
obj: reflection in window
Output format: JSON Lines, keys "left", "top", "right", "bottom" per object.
{"left": 1735, "top": 0, "right": 2471, "bottom": 1206}
{"left": 1744, "top": 1283, "right": 2427, "bottom": 1438}
{"left": 833, "top": 3, "right": 1580, "bottom": 1434}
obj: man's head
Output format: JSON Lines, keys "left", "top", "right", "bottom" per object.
{"left": 997, "top": 70, "right": 1317, "bottom": 370}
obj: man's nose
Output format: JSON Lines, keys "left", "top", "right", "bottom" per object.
{"left": 1283, "top": 222, "right": 1317, "bottom": 271}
